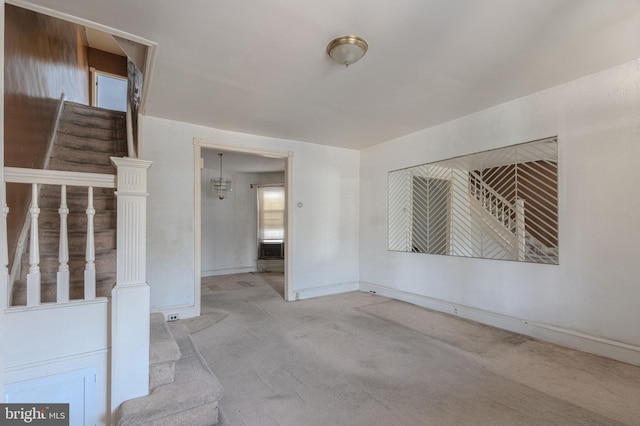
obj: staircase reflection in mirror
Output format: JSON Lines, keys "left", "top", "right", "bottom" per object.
{"left": 388, "top": 137, "right": 558, "bottom": 264}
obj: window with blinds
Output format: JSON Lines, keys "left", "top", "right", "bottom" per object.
{"left": 257, "top": 186, "right": 285, "bottom": 243}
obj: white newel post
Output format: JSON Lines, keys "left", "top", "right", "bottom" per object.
{"left": 110, "top": 157, "right": 152, "bottom": 416}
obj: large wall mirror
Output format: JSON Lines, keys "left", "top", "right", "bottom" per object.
{"left": 389, "top": 137, "right": 558, "bottom": 264}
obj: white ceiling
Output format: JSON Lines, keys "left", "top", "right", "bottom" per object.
{"left": 84, "top": 27, "right": 125, "bottom": 56}
{"left": 20, "top": 0, "right": 640, "bottom": 150}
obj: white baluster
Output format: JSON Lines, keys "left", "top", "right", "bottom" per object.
{"left": 516, "top": 198, "right": 526, "bottom": 261}
{"left": 84, "top": 186, "right": 96, "bottom": 300}
{"left": 1, "top": 181, "right": 9, "bottom": 309}
{"left": 27, "top": 183, "right": 41, "bottom": 306}
{"left": 57, "top": 185, "right": 70, "bottom": 303}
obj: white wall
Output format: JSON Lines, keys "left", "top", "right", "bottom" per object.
{"left": 4, "top": 301, "right": 109, "bottom": 425}
{"left": 201, "top": 170, "right": 284, "bottom": 276}
{"left": 360, "top": 59, "right": 640, "bottom": 364}
{"left": 143, "top": 116, "right": 360, "bottom": 314}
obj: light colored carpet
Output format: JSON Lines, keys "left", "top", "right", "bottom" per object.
{"left": 184, "top": 273, "right": 640, "bottom": 425}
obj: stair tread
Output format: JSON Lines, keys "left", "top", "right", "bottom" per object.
{"left": 54, "top": 133, "right": 127, "bottom": 153}
{"left": 51, "top": 146, "right": 122, "bottom": 166}
{"left": 10, "top": 276, "right": 116, "bottom": 305}
{"left": 150, "top": 313, "right": 182, "bottom": 365}
{"left": 63, "top": 101, "right": 127, "bottom": 116}
{"left": 48, "top": 158, "right": 117, "bottom": 174}
{"left": 118, "top": 323, "right": 224, "bottom": 426}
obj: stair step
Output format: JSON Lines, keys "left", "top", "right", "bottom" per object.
{"left": 22, "top": 249, "right": 117, "bottom": 276}
{"left": 14, "top": 244, "right": 116, "bottom": 304}
{"left": 118, "top": 323, "right": 224, "bottom": 426}
{"left": 11, "top": 276, "right": 116, "bottom": 305}
{"left": 149, "top": 313, "right": 182, "bottom": 390}
{"left": 38, "top": 185, "right": 116, "bottom": 210}
{"left": 39, "top": 209, "right": 116, "bottom": 230}
{"left": 48, "top": 158, "right": 118, "bottom": 175}
{"left": 39, "top": 192, "right": 116, "bottom": 210}
{"left": 40, "top": 185, "right": 116, "bottom": 198}
{"left": 36, "top": 229, "right": 116, "bottom": 252}
{"left": 55, "top": 132, "right": 127, "bottom": 154}
{"left": 63, "top": 101, "right": 127, "bottom": 119}
{"left": 51, "top": 145, "right": 122, "bottom": 167}
{"left": 56, "top": 119, "right": 125, "bottom": 140}
{"left": 59, "top": 109, "right": 125, "bottom": 130}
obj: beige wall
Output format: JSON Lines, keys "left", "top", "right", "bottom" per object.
{"left": 88, "top": 47, "right": 127, "bottom": 77}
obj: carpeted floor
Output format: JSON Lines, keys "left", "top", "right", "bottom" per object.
{"left": 184, "top": 273, "right": 640, "bottom": 425}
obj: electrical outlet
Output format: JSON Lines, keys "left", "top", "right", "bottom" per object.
{"left": 168, "top": 313, "right": 179, "bottom": 321}
{"left": 453, "top": 307, "right": 459, "bottom": 315}
{"left": 369, "top": 290, "right": 377, "bottom": 295}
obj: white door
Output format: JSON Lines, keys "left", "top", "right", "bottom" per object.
{"left": 93, "top": 71, "right": 127, "bottom": 112}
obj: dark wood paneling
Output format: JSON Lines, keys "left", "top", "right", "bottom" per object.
{"left": 4, "top": 4, "right": 89, "bottom": 265}
{"left": 88, "top": 47, "right": 127, "bottom": 77}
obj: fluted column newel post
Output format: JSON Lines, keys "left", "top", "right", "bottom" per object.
{"left": 110, "top": 157, "right": 152, "bottom": 416}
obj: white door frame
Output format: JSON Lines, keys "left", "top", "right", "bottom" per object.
{"left": 193, "top": 138, "right": 294, "bottom": 314}
{"left": 90, "top": 68, "right": 128, "bottom": 110}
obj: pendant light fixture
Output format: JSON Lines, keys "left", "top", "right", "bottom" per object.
{"left": 211, "top": 153, "right": 231, "bottom": 200}
{"left": 326, "top": 35, "right": 368, "bottom": 67}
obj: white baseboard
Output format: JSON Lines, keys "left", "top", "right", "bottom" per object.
{"left": 201, "top": 266, "right": 257, "bottom": 277}
{"left": 359, "top": 282, "right": 640, "bottom": 366}
{"left": 292, "top": 281, "right": 360, "bottom": 301}
{"left": 154, "top": 304, "right": 199, "bottom": 321}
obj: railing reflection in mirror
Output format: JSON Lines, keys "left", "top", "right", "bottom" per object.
{"left": 388, "top": 137, "right": 558, "bottom": 264}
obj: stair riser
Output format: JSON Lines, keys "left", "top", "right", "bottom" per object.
{"left": 39, "top": 211, "right": 116, "bottom": 230}
{"left": 40, "top": 185, "right": 116, "bottom": 198}
{"left": 37, "top": 271, "right": 116, "bottom": 285}
{"left": 48, "top": 158, "right": 117, "bottom": 175}
{"left": 59, "top": 112, "right": 125, "bottom": 130}
{"left": 22, "top": 251, "right": 117, "bottom": 275}
{"left": 150, "top": 362, "right": 177, "bottom": 390}
{"left": 63, "top": 102, "right": 126, "bottom": 119}
{"left": 39, "top": 195, "right": 116, "bottom": 211}
{"left": 51, "top": 146, "right": 121, "bottom": 167}
{"left": 57, "top": 121, "right": 125, "bottom": 141}
{"left": 24, "top": 270, "right": 116, "bottom": 284}
{"left": 12, "top": 279, "right": 115, "bottom": 305}
{"left": 36, "top": 230, "right": 116, "bottom": 252}
{"left": 55, "top": 133, "right": 127, "bottom": 154}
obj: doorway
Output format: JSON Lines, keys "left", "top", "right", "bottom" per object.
{"left": 194, "top": 140, "right": 293, "bottom": 311}
{"left": 91, "top": 70, "right": 128, "bottom": 112}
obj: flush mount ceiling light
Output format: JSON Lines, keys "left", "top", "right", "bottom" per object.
{"left": 326, "top": 35, "right": 368, "bottom": 67}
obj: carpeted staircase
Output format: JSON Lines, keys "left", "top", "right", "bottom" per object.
{"left": 11, "top": 101, "right": 126, "bottom": 304}
{"left": 117, "top": 313, "right": 225, "bottom": 425}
